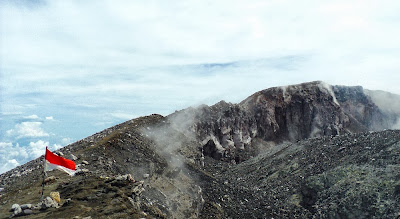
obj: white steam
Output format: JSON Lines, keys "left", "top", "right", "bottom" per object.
{"left": 318, "top": 81, "right": 340, "bottom": 106}
{"left": 393, "top": 119, "right": 400, "bottom": 130}
{"left": 364, "top": 89, "right": 400, "bottom": 130}
{"left": 139, "top": 112, "right": 204, "bottom": 218}
{"left": 140, "top": 109, "right": 200, "bottom": 170}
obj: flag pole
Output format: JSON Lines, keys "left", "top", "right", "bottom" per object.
{"left": 40, "top": 147, "right": 47, "bottom": 201}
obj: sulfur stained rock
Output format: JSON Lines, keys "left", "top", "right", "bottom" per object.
{"left": 50, "top": 191, "right": 61, "bottom": 203}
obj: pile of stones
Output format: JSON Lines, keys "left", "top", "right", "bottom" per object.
{"left": 9, "top": 192, "right": 61, "bottom": 218}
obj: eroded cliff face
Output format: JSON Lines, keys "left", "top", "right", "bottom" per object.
{"left": 332, "top": 85, "right": 393, "bottom": 131}
{"left": 170, "top": 81, "right": 399, "bottom": 162}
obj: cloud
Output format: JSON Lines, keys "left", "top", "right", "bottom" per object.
{"left": 28, "top": 140, "right": 49, "bottom": 158}
{"left": 110, "top": 112, "right": 137, "bottom": 121}
{"left": 1, "top": 0, "right": 399, "bottom": 67}
{"left": 45, "top": 116, "right": 54, "bottom": 120}
{"left": 394, "top": 119, "right": 400, "bottom": 130}
{"left": 0, "top": 142, "right": 15, "bottom": 150}
{"left": 1, "top": 0, "right": 399, "bottom": 104}
{"left": 23, "top": 114, "right": 39, "bottom": 120}
{"left": 0, "top": 159, "right": 20, "bottom": 174}
{"left": 0, "top": 140, "right": 62, "bottom": 173}
{"left": 6, "top": 122, "right": 49, "bottom": 139}
{"left": 0, "top": 142, "right": 29, "bottom": 173}
{"left": 61, "top": 138, "right": 72, "bottom": 145}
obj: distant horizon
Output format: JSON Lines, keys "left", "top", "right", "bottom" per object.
{"left": 1, "top": 0, "right": 400, "bottom": 173}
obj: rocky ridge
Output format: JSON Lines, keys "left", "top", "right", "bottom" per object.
{"left": 170, "top": 81, "right": 400, "bottom": 163}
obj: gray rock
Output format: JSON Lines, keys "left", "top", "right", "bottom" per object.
{"left": 44, "top": 176, "right": 56, "bottom": 184}
{"left": 62, "top": 198, "right": 72, "bottom": 207}
{"left": 13, "top": 206, "right": 22, "bottom": 216}
{"left": 128, "top": 197, "right": 135, "bottom": 206}
{"left": 23, "top": 209, "right": 33, "bottom": 215}
{"left": 116, "top": 174, "right": 135, "bottom": 182}
{"left": 110, "top": 198, "right": 120, "bottom": 205}
{"left": 20, "top": 204, "right": 32, "bottom": 209}
{"left": 71, "top": 154, "right": 78, "bottom": 161}
{"left": 11, "top": 204, "right": 20, "bottom": 211}
{"left": 75, "top": 168, "right": 90, "bottom": 175}
{"left": 41, "top": 196, "right": 58, "bottom": 209}
{"left": 32, "top": 204, "right": 41, "bottom": 210}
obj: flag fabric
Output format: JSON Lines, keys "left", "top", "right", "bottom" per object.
{"left": 44, "top": 147, "right": 76, "bottom": 176}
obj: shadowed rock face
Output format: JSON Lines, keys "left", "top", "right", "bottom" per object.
{"left": 172, "top": 81, "right": 400, "bottom": 162}
{"left": 332, "top": 85, "right": 394, "bottom": 131}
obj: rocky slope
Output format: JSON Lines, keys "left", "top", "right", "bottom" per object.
{"left": 0, "top": 81, "right": 399, "bottom": 218}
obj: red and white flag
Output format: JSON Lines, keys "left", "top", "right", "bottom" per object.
{"left": 44, "top": 147, "right": 76, "bottom": 176}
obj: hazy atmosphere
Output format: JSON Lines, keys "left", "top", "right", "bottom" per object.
{"left": 1, "top": 0, "right": 400, "bottom": 173}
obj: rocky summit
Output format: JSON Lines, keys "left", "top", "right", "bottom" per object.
{"left": 1, "top": 81, "right": 400, "bottom": 218}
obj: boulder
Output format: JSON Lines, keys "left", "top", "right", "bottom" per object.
{"left": 62, "top": 198, "right": 72, "bottom": 207}
{"left": 50, "top": 191, "right": 61, "bottom": 203}
{"left": 23, "top": 209, "right": 33, "bottom": 215}
{"left": 44, "top": 176, "right": 57, "bottom": 184}
{"left": 20, "top": 204, "right": 32, "bottom": 209}
{"left": 116, "top": 174, "right": 135, "bottom": 182}
{"left": 56, "top": 151, "right": 64, "bottom": 156}
{"left": 75, "top": 168, "right": 90, "bottom": 175}
{"left": 10, "top": 204, "right": 20, "bottom": 211}
{"left": 13, "top": 206, "right": 22, "bottom": 217}
{"left": 41, "top": 196, "right": 59, "bottom": 209}
{"left": 71, "top": 154, "right": 78, "bottom": 161}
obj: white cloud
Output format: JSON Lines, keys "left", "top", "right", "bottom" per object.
{"left": 28, "top": 140, "right": 49, "bottom": 158}
{"left": 0, "top": 140, "right": 63, "bottom": 173}
{"left": 1, "top": 112, "right": 22, "bottom": 116}
{"left": 0, "top": 159, "right": 20, "bottom": 174}
{"left": 0, "top": 142, "right": 13, "bottom": 149}
{"left": 52, "top": 144, "right": 63, "bottom": 150}
{"left": 0, "top": 142, "right": 27, "bottom": 173}
{"left": 0, "top": 0, "right": 399, "bottom": 101}
{"left": 6, "top": 122, "right": 49, "bottom": 139}
{"left": 110, "top": 112, "right": 137, "bottom": 120}
{"left": 24, "top": 115, "right": 39, "bottom": 120}
{"left": 45, "top": 116, "right": 54, "bottom": 120}
{"left": 61, "top": 138, "right": 72, "bottom": 145}
{"left": 23, "top": 114, "right": 39, "bottom": 120}
{"left": 394, "top": 118, "right": 400, "bottom": 130}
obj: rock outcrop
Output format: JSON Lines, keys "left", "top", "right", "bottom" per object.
{"left": 169, "top": 81, "right": 400, "bottom": 162}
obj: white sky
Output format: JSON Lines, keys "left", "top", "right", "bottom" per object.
{"left": 1, "top": 0, "right": 400, "bottom": 173}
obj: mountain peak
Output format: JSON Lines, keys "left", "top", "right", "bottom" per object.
{"left": 174, "top": 81, "right": 399, "bottom": 163}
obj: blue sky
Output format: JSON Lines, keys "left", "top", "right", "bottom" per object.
{"left": 1, "top": 0, "right": 400, "bottom": 173}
